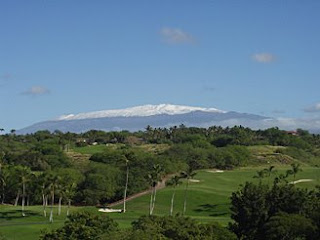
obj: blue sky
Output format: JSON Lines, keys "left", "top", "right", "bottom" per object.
{"left": 1, "top": 0, "right": 320, "bottom": 131}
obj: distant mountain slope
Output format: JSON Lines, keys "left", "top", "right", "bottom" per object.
{"left": 16, "top": 104, "right": 320, "bottom": 134}
{"left": 17, "top": 110, "right": 267, "bottom": 134}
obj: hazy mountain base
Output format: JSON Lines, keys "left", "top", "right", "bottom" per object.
{"left": 18, "top": 111, "right": 269, "bottom": 134}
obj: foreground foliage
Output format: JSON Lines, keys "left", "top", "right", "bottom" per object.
{"left": 40, "top": 212, "right": 236, "bottom": 240}
{"left": 230, "top": 181, "right": 320, "bottom": 240}
{"left": 40, "top": 211, "right": 118, "bottom": 240}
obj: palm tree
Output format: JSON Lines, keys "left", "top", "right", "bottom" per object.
{"left": 290, "top": 163, "right": 302, "bottom": 180}
{"left": 57, "top": 185, "right": 63, "bottom": 216}
{"left": 48, "top": 174, "right": 61, "bottom": 223}
{"left": 263, "top": 166, "right": 277, "bottom": 184}
{"left": 253, "top": 169, "right": 267, "bottom": 184}
{"left": 38, "top": 173, "right": 49, "bottom": 217}
{"left": 264, "top": 165, "right": 276, "bottom": 178}
{"left": 64, "top": 182, "right": 77, "bottom": 216}
{"left": 148, "top": 164, "right": 165, "bottom": 215}
{"left": 16, "top": 166, "right": 32, "bottom": 217}
{"left": 123, "top": 157, "right": 129, "bottom": 213}
{"left": 274, "top": 173, "right": 288, "bottom": 185}
{"left": 166, "top": 175, "right": 182, "bottom": 216}
{"left": 0, "top": 166, "right": 9, "bottom": 204}
{"left": 148, "top": 173, "right": 156, "bottom": 215}
{"left": 180, "top": 167, "right": 196, "bottom": 215}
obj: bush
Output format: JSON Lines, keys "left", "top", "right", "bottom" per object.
{"left": 40, "top": 211, "right": 118, "bottom": 240}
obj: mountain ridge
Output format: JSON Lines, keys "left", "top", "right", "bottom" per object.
{"left": 56, "top": 104, "right": 226, "bottom": 120}
{"left": 16, "top": 104, "right": 320, "bottom": 134}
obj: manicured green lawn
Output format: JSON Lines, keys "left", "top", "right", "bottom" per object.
{"left": 0, "top": 166, "right": 319, "bottom": 240}
{"left": 113, "top": 166, "right": 319, "bottom": 226}
{"left": 73, "top": 144, "right": 111, "bottom": 154}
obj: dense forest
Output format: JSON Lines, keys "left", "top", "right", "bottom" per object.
{"left": 0, "top": 126, "right": 319, "bottom": 207}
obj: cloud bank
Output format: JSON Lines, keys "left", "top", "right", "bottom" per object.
{"left": 303, "top": 103, "right": 320, "bottom": 113}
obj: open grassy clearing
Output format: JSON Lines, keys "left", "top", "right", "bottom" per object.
{"left": 0, "top": 166, "right": 318, "bottom": 240}
{"left": 72, "top": 144, "right": 115, "bottom": 155}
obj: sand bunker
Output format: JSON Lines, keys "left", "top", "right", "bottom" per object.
{"left": 206, "top": 169, "right": 224, "bottom": 173}
{"left": 189, "top": 179, "right": 200, "bottom": 183}
{"left": 289, "top": 179, "right": 314, "bottom": 185}
{"left": 99, "top": 208, "right": 123, "bottom": 213}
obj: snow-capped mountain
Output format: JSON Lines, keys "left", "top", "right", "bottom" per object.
{"left": 16, "top": 104, "right": 320, "bottom": 134}
{"left": 57, "top": 104, "right": 226, "bottom": 120}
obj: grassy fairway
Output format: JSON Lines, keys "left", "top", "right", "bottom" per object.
{"left": 112, "top": 166, "right": 320, "bottom": 226}
{"left": 0, "top": 205, "right": 75, "bottom": 240}
{"left": 0, "top": 166, "right": 319, "bottom": 240}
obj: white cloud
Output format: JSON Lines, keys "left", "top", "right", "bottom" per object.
{"left": 160, "top": 27, "right": 194, "bottom": 44}
{"left": 272, "top": 118, "right": 320, "bottom": 132}
{"left": 22, "top": 86, "right": 50, "bottom": 96}
{"left": 252, "top": 53, "right": 276, "bottom": 63}
{"left": 303, "top": 103, "right": 320, "bottom": 113}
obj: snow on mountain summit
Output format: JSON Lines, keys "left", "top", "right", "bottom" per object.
{"left": 57, "top": 104, "right": 226, "bottom": 121}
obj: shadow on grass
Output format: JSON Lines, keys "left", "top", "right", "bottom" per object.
{"left": 194, "top": 203, "right": 229, "bottom": 217}
{"left": 0, "top": 210, "right": 41, "bottom": 221}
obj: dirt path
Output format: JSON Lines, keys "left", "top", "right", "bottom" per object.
{"left": 108, "top": 174, "right": 175, "bottom": 207}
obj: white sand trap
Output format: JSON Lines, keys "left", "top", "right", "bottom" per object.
{"left": 289, "top": 179, "right": 314, "bottom": 185}
{"left": 190, "top": 179, "right": 200, "bottom": 183}
{"left": 206, "top": 169, "right": 224, "bottom": 173}
{"left": 99, "top": 208, "right": 123, "bottom": 213}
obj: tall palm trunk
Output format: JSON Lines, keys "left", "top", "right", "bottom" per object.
{"left": 151, "top": 186, "right": 157, "bottom": 214}
{"left": 170, "top": 188, "right": 176, "bottom": 216}
{"left": 21, "top": 182, "right": 26, "bottom": 216}
{"left": 49, "top": 191, "right": 54, "bottom": 223}
{"left": 123, "top": 164, "right": 129, "bottom": 213}
{"left": 42, "top": 193, "right": 47, "bottom": 217}
{"left": 149, "top": 187, "right": 155, "bottom": 215}
{"left": 58, "top": 196, "right": 62, "bottom": 215}
{"left": 67, "top": 199, "right": 71, "bottom": 216}
{"left": 183, "top": 179, "right": 189, "bottom": 215}
{"left": 14, "top": 190, "right": 20, "bottom": 206}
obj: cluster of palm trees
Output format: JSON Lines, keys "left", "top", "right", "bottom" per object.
{"left": 253, "top": 163, "right": 302, "bottom": 184}
{"left": 37, "top": 172, "right": 78, "bottom": 222}
{"left": 146, "top": 164, "right": 197, "bottom": 216}
{"left": 0, "top": 164, "right": 78, "bottom": 222}
{"left": 148, "top": 164, "right": 165, "bottom": 215}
